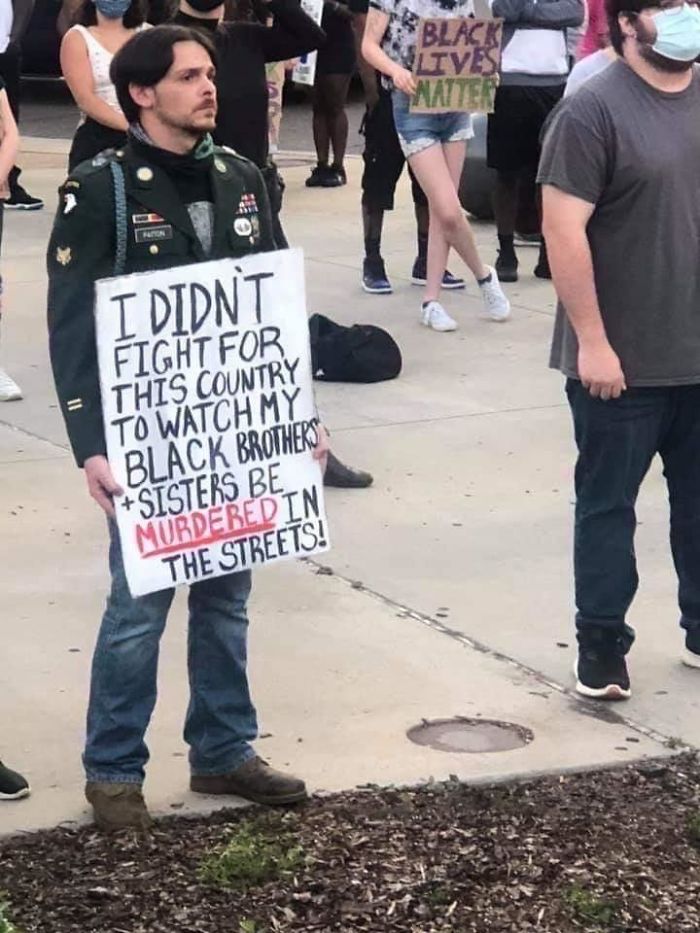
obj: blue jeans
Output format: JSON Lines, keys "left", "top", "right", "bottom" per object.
{"left": 83, "top": 521, "right": 257, "bottom": 783}
{"left": 567, "top": 379, "right": 700, "bottom": 651}
{"left": 391, "top": 90, "right": 473, "bottom": 158}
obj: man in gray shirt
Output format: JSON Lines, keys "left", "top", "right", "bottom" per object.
{"left": 538, "top": 0, "right": 700, "bottom": 700}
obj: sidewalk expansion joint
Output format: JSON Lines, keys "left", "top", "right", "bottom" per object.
{"left": 306, "top": 557, "right": 684, "bottom": 752}
{"left": 0, "top": 418, "right": 70, "bottom": 454}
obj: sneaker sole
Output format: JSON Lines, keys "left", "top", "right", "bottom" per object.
{"left": 411, "top": 276, "right": 465, "bottom": 290}
{"left": 573, "top": 660, "right": 631, "bottom": 700}
{"left": 0, "top": 786, "right": 31, "bottom": 800}
{"left": 481, "top": 310, "right": 511, "bottom": 323}
{"left": 362, "top": 280, "right": 393, "bottom": 295}
{"left": 0, "top": 393, "right": 22, "bottom": 401}
{"left": 421, "top": 318, "right": 457, "bottom": 333}
{"left": 682, "top": 648, "right": 700, "bottom": 669}
{"left": 4, "top": 203, "right": 43, "bottom": 211}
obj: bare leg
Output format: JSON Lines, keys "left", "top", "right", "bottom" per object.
{"left": 408, "top": 143, "right": 488, "bottom": 283}
{"left": 423, "top": 141, "right": 468, "bottom": 300}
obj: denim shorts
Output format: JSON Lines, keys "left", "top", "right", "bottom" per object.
{"left": 391, "top": 89, "right": 474, "bottom": 158}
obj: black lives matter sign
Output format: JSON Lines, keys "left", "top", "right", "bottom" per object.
{"left": 95, "top": 249, "right": 329, "bottom": 596}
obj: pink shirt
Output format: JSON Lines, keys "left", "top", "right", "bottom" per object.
{"left": 578, "top": 0, "right": 608, "bottom": 59}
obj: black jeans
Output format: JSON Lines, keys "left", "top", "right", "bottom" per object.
{"left": 567, "top": 379, "right": 700, "bottom": 650}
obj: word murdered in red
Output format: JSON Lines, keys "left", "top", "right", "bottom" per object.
{"left": 136, "top": 497, "right": 279, "bottom": 559}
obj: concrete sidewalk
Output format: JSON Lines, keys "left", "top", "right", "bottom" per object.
{"left": 0, "top": 143, "right": 685, "bottom": 837}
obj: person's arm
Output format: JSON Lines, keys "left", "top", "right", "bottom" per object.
{"left": 0, "top": 90, "right": 19, "bottom": 193}
{"left": 492, "top": 0, "right": 584, "bottom": 27}
{"left": 352, "top": 10, "right": 379, "bottom": 109}
{"left": 57, "top": 0, "right": 82, "bottom": 37}
{"left": 9, "top": 0, "right": 35, "bottom": 45}
{"left": 361, "top": 6, "right": 415, "bottom": 95}
{"left": 60, "top": 29, "right": 129, "bottom": 131}
{"left": 257, "top": 0, "right": 327, "bottom": 63}
{"left": 47, "top": 166, "right": 123, "bottom": 516}
{"left": 541, "top": 186, "right": 624, "bottom": 400}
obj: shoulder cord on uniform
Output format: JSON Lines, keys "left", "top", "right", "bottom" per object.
{"left": 109, "top": 160, "right": 128, "bottom": 277}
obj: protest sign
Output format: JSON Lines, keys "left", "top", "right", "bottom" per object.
{"left": 94, "top": 248, "right": 329, "bottom": 597}
{"left": 410, "top": 17, "right": 503, "bottom": 114}
{"left": 292, "top": 0, "right": 323, "bottom": 85}
{"left": 266, "top": 61, "right": 286, "bottom": 153}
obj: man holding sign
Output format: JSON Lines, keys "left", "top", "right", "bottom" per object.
{"left": 47, "top": 24, "right": 327, "bottom": 831}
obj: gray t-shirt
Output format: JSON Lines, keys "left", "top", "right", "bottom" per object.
{"left": 539, "top": 60, "right": 700, "bottom": 386}
{"left": 564, "top": 48, "right": 614, "bottom": 97}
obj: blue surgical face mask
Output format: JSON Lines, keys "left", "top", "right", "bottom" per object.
{"left": 650, "top": 4, "right": 700, "bottom": 61}
{"left": 94, "top": 0, "right": 132, "bottom": 18}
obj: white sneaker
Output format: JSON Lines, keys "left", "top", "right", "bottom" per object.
{"left": 421, "top": 300, "right": 457, "bottom": 332}
{"left": 478, "top": 266, "right": 511, "bottom": 322}
{"left": 0, "top": 367, "right": 22, "bottom": 401}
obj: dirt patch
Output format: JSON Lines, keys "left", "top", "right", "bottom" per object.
{"left": 2, "top": 754, "right": 700, "bottom": 932}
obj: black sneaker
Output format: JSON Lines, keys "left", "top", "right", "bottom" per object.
{"left": 362, "top": 256, "right": 392, "bottom": 294}
{"left": 534, "top": 246, "right": 551, "bottom": 280}
{"left": 321, "top": 167, "right": 345, "bottom": 188}
{"left": 0, "top": 762, "right": 30, "bottom": 799}
{"left": 495, "top": 250, "right": 518, "bottom": 283}
{"left": 5, "top": 184, "right": 44, "bottom": 210}
{"left": 305, "top": 164, "right": 330, "bottom": 188}
{"left": 574, "top": 647, "right": 631, "bottom": 700}
{"left": 410, "top": 258, "right": 465, "bottom": 290}
{"left": 328, "top": 164, "right": 347, "bottom": 186}
{"left": 683, "top": 629, "right": 700, "bottom": 669}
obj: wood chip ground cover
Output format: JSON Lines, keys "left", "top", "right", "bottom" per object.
{"left": 2, "top": 754, "right": 700, "bottom": 932}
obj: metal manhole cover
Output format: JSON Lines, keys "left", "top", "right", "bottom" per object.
{"left": 407, "top": 717, "right": 533, "bottom": 753}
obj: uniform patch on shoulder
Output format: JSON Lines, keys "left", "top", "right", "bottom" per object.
{"left": 64, "top": 180, "right": 81, "bottom": 190}
{"left": 63, "top": 192, "right": 78, "bottom": 215}
{"left": 56, "top": 246, "right": 72, "bottom": 266}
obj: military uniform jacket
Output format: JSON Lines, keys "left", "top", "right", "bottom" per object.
{"left": 47, "top": 143, "right": 276, "bottom": 467}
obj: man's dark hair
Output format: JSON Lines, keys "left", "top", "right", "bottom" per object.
{"left": 606, "top": 0, "right": 651, "bottom": 54}
{"left": 110, "top": 24, "right": 217, "bottom": 125}
{"left": 75, "top": 0, "right": 146, "bottom": 28}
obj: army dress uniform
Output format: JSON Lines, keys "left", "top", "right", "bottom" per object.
{"left": 47, "top": 140, "right": 276, "bottom": 468}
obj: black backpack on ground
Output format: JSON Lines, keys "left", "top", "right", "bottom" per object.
{"left": 308, "top": 313, "right": 402, "bottom": 383}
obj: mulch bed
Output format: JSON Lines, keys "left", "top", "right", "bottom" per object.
{"left": 2, "top": 754, "right": 700, "bottom": 933}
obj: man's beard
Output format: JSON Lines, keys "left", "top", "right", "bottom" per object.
{"left": 158, "top": 106, "right": 217, "bottom": 140}
{"left": 638, "top": 43, "right": 696, "bottom": 73}
{"left": 635, "top": 22, "right": 696, "bottom": 74}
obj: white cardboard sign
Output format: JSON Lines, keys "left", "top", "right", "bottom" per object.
{"left": 292, "top": 0, "right": 324, "bottom": 85}
{"left": 94, "top": 248, "right": 329, "bottom": 597}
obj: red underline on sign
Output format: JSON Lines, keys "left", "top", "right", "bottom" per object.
{"left": 143, "top": 522, "right": 277, "bottom": 558}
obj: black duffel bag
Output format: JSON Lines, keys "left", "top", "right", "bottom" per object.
{"left": 308, "top": 313, "right": 402, "bottom": 383}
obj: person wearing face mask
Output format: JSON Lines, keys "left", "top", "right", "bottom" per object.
{"left": 60, "top": 0, "right": 150, "bottom": 171}
{"left": 539, "top": 0, "right": 700, "bottom": 701}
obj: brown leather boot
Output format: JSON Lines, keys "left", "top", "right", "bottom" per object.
{"left": 85, "top": 782, "right": 152, "bottom": 831}
{"left": 190, "top": 756, "right": 307, "bottom": 806}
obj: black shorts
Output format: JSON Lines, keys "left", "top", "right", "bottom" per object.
{"left": 487, "top": 84, "right": 564, "bottom": 172}
{"left": 361, "top": 87, "right": 427, "bottom": 211}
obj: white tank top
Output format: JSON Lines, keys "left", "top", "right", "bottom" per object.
{"left": 69, "top": 23, "right": 150, "bottom": 122}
